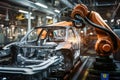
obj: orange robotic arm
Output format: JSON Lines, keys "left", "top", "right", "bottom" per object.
{"left": 71, "top": 4, "right": 120, "bottom": 56}
{"left": 48, "top": 21, "right": 73, "bottom": 26}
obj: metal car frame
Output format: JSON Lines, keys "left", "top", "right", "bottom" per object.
{"left": 0, "top": 26, "right": 80, "bottom": 80}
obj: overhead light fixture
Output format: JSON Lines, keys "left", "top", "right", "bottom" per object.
{"left": 18, "top": 10, "right": 32, "bottom": 14}
{"left": 54, "top": 9, "right": 60, "bottom": 13}
{"left": 35, "top": 2, "right": 48, "bottom": 8}
{"left": 46, "top": 16, "right": 52, "bottom": 19}
{"left": 19, "top": 10, "right": 28, "bottom": 14}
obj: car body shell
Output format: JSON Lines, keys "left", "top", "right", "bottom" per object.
{"left": 0, "top": 26, "right": 80, "bottom": 77}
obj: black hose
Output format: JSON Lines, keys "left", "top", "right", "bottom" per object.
{"left": 84, "top": 17, "right": 118, "bottom": 50}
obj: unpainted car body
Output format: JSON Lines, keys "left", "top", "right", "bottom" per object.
{"left": 0, "top": 26, "right": 80, "bottom": 80}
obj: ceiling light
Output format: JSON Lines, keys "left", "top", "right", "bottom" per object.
{"left": 35, "top": 2, "right": 48, "bottom": 8}
{"left": 18, "top": 10, "right": 32, "bottom": 14}
{"left": 54, "top": 9, "right": 60, "bottom": 13}
{"left": 19, "top": 10, "right": 28, "bottom": 14}
{"left": 46, "top": 16, "right": 52, "bottom": 19}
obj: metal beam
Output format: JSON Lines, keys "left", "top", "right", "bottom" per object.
{"left": 60, "top": 0, "right": 74, "bottom": 8}
{"left": 7, "top": 0, "right": 56, "bottom": 15}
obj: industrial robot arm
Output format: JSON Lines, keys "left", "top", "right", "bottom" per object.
{"left": 50, "top": 3, "right": 120, "bottom": 73}
{"left": 71, "top": 4, "right": 120, "bottom": 57}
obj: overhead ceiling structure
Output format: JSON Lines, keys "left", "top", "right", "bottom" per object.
{"left": 0, "top": 0, "right": 56, "bottom": 15}
{"left": 0, "top": 0, "right": 119, "bottom": 23}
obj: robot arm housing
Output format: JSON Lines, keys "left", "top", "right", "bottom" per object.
{"left": 71, "top": 4, "right": 120, "bottom": 56}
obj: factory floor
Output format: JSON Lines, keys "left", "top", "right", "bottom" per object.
{"left": 71, "top": 56, "right": 120, "bottom": 80}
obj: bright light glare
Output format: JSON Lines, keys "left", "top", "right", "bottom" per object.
{"left": 35, "top": 2, "right": 48, "bottom": 8}
{"left": 111, "top": 19, "right": 114, "bottom": 22}
{"left": 90, "top": 32, "right": 93, "bottom": 35}
{"left": 21, "top": 29, "right": 24, "bottom": 32}
{"left": 54, "top": 9, "right": 60, "bottom": 13}
{"left": 80, "top": 30, "right": 84, "bottom": 33}
{"left": 46, "top": 16, "right": 52, "bottom": 19}
{"left": 19, "top": 10, "right": 28, "bottom": 14}
{"left": 19, "top": 10, "right": 32, "bottom": 14}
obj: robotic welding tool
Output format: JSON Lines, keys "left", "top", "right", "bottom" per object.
{"left": 71, "top": 4, "right": 120, "bottom": 79}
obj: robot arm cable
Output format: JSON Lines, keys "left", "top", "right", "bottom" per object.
{"left": 84, "top": 16, "right": 119, "bottom": 50}
{"left": 74, "top": 14, "right": 119, "bottom": 51}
